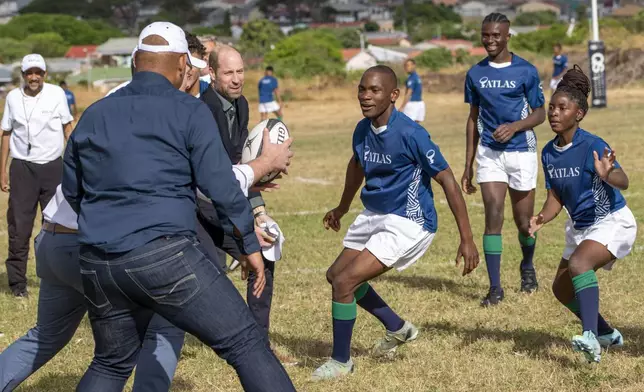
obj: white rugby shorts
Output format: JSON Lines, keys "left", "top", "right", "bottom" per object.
{"left": 550, "top": 77, "right": 562, "bottom": 90}
{"left": 343, "top": 209, "right": 435, "bottom": 271}
{"left": 402, "top": 101, "right": 426, "bottom": 122}
{"left": 475, "top": 144, "right": 538, "bottom": 191}
{"left": 563, "top": 206, "right": 637, "bottom": 269}
{"left": 259, "top": 101, "right": 280, "bottom": 113}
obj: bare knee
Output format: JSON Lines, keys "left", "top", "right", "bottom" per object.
{"left": 326, "top": 268, "right": 334, "bottom": 285}
{"left": 485, "top": 206, "right": 504, "bottom": 233}
{"left": 567, "top": 254, "right": 587, "bottom": 277}
{"left": 331, "top": 274, "right": 357, "bottom": 300}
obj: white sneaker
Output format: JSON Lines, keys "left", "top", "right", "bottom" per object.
{"left": 597, "top": 328, "right": 623, "bottom": 349}
{"left": 311, "top": 358, "right": 354, "bottom": 381}
{"left": 572, "top": 330, "right": 602, "bottom": 363}
{"left": 372, "top": 321, "right": 419, "bottom": 358}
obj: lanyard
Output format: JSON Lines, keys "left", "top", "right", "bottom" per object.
{"left": 21, "top": 89, "right": 42, "bottom": 155}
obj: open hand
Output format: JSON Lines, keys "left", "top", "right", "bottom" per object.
{"left": 240, "top": 252, "right": 266, "bottom": 298}
{"left": 593, "top": 147, "right": 616, "bottom": 181}
{"left": 492, "top": 123, "right": 517, "bottom": 143}
{"left": 455, "top": 238, "right": 479, "bottom": 276}
{"left": 528, "top": 214, "right": 545, "bottom": 238}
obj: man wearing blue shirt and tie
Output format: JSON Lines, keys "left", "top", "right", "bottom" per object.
{"left": 399, "top": 59, "right": 425, "bottom": 123}
{"left": 258, "top": 66, "right": 283, "bottom": 121}
{"left": 62, "top": 21, "right": 296, "bottom": 392}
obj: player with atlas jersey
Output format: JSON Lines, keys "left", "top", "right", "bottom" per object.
{"left": 312, "top": 65, "right": 479, "bottom": 382}
{"left": 461, "top": 12, "right": 546, "bottom": 307}
{"left": 529, "top": 65, "right": 637, "bottom": 364}
{"left": 258, "top": 66, "right": 283, "bottom": 121}
{"left": 400, "top": 59, "right": 425, "bottom": 122}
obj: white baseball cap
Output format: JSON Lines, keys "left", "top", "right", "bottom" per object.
{"left": 137, "top": 22, "right": 207, "bottom": 69}
{"left": 21, "top": 54, "right": 46, "bottom": 72}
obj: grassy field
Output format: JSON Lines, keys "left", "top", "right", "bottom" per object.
{"left": 1, "top": 86, "right": 644, "bottom": 392}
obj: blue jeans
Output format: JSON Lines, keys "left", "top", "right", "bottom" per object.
{"left": 76, "top": 235, "right": 295, "bottom": 392}
{"left": 0, "top": 230, "right": 185, "bottom": 392}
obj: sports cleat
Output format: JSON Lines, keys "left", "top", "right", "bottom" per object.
{"left": 597, "top": 328, "right": 623, "bottom": 349}
{"left": 372, "top": 321, "right": 419, "bottom": 358}
{"left": 520, "top": 268, "right": 539, "bottom": 293}
{"left": 480, "top": 287, "right": 504, "bottom": 307}
{"left": 572, "top": 331, "right": 602, "bottom": 363}
{"left": 311, "top": 358, "right": 354, "bottom": 381}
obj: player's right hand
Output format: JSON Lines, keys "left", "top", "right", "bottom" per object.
{"left": 460, "top": 168, "right": 476, "bottom": 195}
{"left": 528, "top": 214, "right": 545, "bottom": 238}
{"left": 323, "top": 207, "right": 346, "bottom": 232}
{"left": 261, "top": 128, "right": 294, "bottom": 174}
{"left": 241, "top": 252, "right": 266, "bottom": 298}
{"left": 0, "top": 174, "right": 8, "bottom": 192}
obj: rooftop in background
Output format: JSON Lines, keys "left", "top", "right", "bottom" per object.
{"left": 611, "top": 4, "right": 644, "bottom": 17}
{"left": 97, "top": 37, "right": 139, "bottom": 56}
{"left": 65, "top": 45, "right": 98, "bottom": 59}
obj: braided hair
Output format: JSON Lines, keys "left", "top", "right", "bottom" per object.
{"left": 554, "top": 64, "right": 591, "bottom": 115}
{"left": 483, "top": 12, "right": 511, "bottom": 26}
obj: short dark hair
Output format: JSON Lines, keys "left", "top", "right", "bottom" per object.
{"left": 483, "top": 12, "right": 510, "bottom": 26}
{"left": 59, "top": 81, "right": 67, "bottom": 87}
{"left": 185, "top": 31, "right": 206, "bottom": 59}
{"left": 554, "top": 64, "right": 591, "bottom": 115}
{"left": 365, "top": 64, "right": 398, "bottom": 89}
{"left": 265, "top": 66, "right": 274, "bottom": 72}
{"left": 554, "top": 42, "right": 562, "bottom": 49}
{"left": 405, "top": 59, "right": 415, "bottom": 65}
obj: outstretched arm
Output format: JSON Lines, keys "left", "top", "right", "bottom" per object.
{"left": 434, "top": 168, "right": 479, "bottom": 276}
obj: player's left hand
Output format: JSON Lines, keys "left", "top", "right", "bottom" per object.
{"left": 493, "top": 123, "right": 517, "bottom": 143}
{"left": 593, "top": 147, "right": 616, "bottom": 181}
{"left": 255, "top": 211, "right": 278, "bottom": 247}
{"left": 455, "top": 238, "right": 479, "bottom": 276}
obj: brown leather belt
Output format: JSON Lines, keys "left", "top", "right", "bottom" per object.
{"left": 42, "top": 221, "right": 78, "bottom": 234}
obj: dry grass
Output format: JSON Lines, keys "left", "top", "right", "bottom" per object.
{"left": 1, "top": 85, "right": 644, "bottom": 392}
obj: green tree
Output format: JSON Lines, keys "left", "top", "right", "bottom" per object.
{"left": 0, "top": 38, "right": 33, "bottom": 63}
{"left": 510, "top": 23, "right": 587, "bottom": 54}
{"left": 395, "top": 3, "right": 461, "bottom": 29}
{"left": 25, "top": 32, "right": 69, "bottom": 58}
{"left": 320, "top": 28, "right": 361, "bottom": 49}
{"left": 0, "top": 14, "right": 122, "bottom": 45}
{"left": 415, "top": 48, "right": 453, "bottom": 71}
{"left": 364, "top": 21, "right": 380, "bottom": 32}
{"left": 264, "top": 30, "right": 345, "bottom": 79}
{"left": 239, "top": 19, "right": 284, "bottom": 57}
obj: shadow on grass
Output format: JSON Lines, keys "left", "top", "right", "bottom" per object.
{"left": 270, "top": 332, "right": 369, "bottom": 367}
{"left": 422, "top": 321, "right": 580, "bottom": 368}
{"left": 18, "top": 374, "right": 81, "bottom": 392}
{"left": 377, "top": 274, "right": 482, "bottom": 300}
{"left": 610, "top": 325, "right": 644, "bottom": 357}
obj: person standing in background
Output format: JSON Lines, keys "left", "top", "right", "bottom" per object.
{"left": 258, "top": 66, "right": 284, "bottom": 121}
{"left": 399, "top": 59, "right": 425, "bottom": 123}
{"left": 0, "top": 54, "right": 73, "bottom": 298}
{"left": 550, "top": 43, "right": 568, "bottom": 91}
{"left": 59, "top": 81, "right": 77, "bottom": 118}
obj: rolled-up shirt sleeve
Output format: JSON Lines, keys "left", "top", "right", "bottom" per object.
{"left": 197, "top": 163, "right": 255, "bottom": 200}
{"left": 188, "top": 104, "right": 260, "bottom": 254}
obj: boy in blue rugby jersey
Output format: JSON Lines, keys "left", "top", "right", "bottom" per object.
{"left": 550, "top": 43, "right": 568, "bottom": 91}
{"left": 399, "top": 59, "right": 425, "bottom": 123}
{"left": 258, "top": 66, "right": 283, "bottom": 121}
{"left": 529, "top": 66, "right": 637, "bottom": 363}
{"left": 312, "top": 65, "right": 479, "bottom": 381}
{"left": 461, "top": 13, "right": 546, "bottom": 306}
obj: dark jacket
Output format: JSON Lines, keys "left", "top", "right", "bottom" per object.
{"left": 198, "top": 87, "right": 264, "bottom": 227}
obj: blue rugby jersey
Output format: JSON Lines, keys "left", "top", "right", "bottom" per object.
{"left": 258, "top": 76, "right": 278, "bottom": 103}
{"left": 352, "top": 109, "right": 449, "bottom": 232}
{"left": 406, "top": 71, "right": 423, "bottom": 102}
{"left": 542, "top": 128, "right": 626, "bottom": 230}
{"left": 464, "top": 54, "right": 545, "bottom": 152}
{"left": 553, "top": 54, "right": 568, "bottom": 78}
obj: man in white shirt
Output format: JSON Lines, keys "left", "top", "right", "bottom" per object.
{"left": 0, "top": 54, "right": 73, "bottom": 298}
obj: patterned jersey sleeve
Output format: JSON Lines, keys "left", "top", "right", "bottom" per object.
{"left": 524, "top": 66, "right": 545, "bottom": 109}
{"left": 541, "top": 149, "right": 551, "bottom": 190}
{"left": 464, "top": 71, "right": 479, "bottom": 106}
{"left": 408, "top": 129, "right": 449, "bottom": 177}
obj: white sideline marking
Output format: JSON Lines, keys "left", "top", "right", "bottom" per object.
{"left": 294, "top": 177, "right": 334, "bottom": 185}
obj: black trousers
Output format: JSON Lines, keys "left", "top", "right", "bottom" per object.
{"left": 6, "top": 157, "right": 62, "bottom": 293}
{"left": 196, "top": 202, "right": 275, "bottom": 333}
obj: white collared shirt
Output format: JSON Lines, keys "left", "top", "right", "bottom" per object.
{"left": 1, "top": 83, "right": 73, "bottom": 164}
{"left": 43, "top": 184, "right": 78, "bottom": 229}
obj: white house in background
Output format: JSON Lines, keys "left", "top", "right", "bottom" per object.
{"left": 367, "top": 45, "right": 410, "bottom": 63}
{"left": 345, "top": 50, "right": 378, "bottom": 71}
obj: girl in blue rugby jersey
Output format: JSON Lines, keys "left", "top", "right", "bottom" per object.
{"left": 529, "top": 66, "right": 637, "bottom": 363}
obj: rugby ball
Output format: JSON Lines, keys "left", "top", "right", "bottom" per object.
{"left": 241, "top": 119, "right": 290, "bottom": 184}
